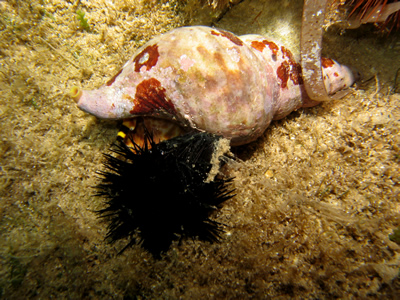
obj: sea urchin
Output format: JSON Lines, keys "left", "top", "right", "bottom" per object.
{"left": 96, "top": 131, "right": 235, "bottom": 257}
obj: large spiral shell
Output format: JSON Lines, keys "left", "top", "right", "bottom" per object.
{"left": 70, "top": 26, "right": 355, "bottom": 146}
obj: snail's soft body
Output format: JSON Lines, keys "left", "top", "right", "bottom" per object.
{"left": 71, "top": 26, "right": 355, "bottom": 146}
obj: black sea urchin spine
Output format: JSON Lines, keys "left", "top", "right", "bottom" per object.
{"left": 96, "top": 132, "right": 235, "bottom": 256}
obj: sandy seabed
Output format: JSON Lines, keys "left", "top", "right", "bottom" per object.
{"left": 0, "top": 0, "right": 399, "bottom": 298}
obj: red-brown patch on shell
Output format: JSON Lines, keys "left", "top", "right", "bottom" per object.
{"left": 128, "top": 78, "right": 176, "bottom": 115}
{"left": 290, "top": 63, "right": 303, "bottom": 85}
{"left": 105, "top": 69, "right": 123, "bottom": 86}
{"left": 251, "top": 40, "right": 279, "bottom": 61}
{"left": 250, "top": 40, "right": 266, "bottom": 52}
{"left": 277, "top": 61, "right": 290, "bottom": 89}
{"left": 277, "top": 46, "right": 303, "bottom": 88}
{"left": 264, "top": 40, "right": 279, "bottom": 57}
{"left": 211, "top": 29, "right": 243, "bottom": 46}
{"left": 321, "top": 57, "right": 334, "bottom": 68}
{"left": 133, "top": 44, "right": 159, "bottom": 72}
{"left": 334, "top": 72, "right": 339, "bottom": 77}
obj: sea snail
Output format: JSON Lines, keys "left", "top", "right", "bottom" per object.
{"left": 70, "top": 26, "right": 355, "bottom": 146}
